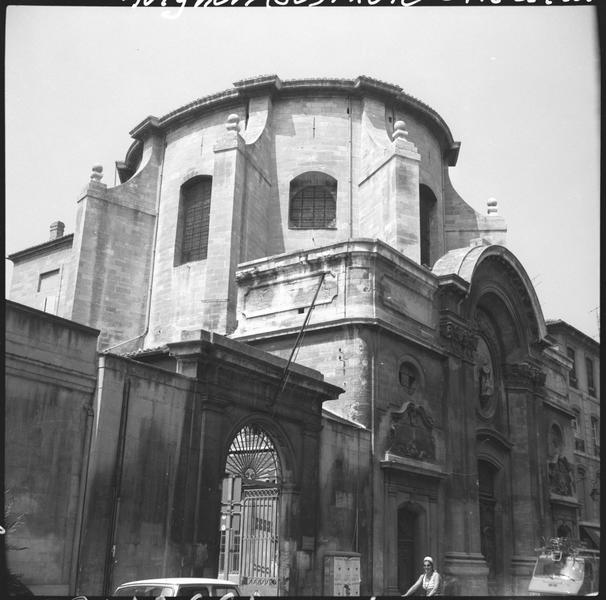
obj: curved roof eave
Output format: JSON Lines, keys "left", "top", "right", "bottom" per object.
{"left": 127, "top": 75, "right": 460, "bottom": 164}
{"left": 433, "top": 244, "right": 549, "bottom": 342}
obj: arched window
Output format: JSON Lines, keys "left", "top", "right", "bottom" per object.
{"left": 175, "top": 176, "right": 212, "bottom": 265}
{"left": 419, "top": 184, "right": 437, "bottom": 267}
{"left": 289, "top": 172, "right": 337, "bottom": 229}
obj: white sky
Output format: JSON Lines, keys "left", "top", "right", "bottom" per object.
{"left": 4, "top": 5, "right": 600, "bottom": 340}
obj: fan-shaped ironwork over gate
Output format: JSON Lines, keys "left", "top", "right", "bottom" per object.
{"left": 219, "top": 425, "right": 281, "bottom": 595}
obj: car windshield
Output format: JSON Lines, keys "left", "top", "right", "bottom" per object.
{"left": 115, "top": 585, "right": 174, "bottom": 596}
{"left": 211, "top": 586, "right": 240, "bottom": 597}
{"left": 533, "top": 555, "right": 584, "bottom": 581}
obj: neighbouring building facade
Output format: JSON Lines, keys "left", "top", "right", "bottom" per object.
{"left": 6, "top": 75, "right": 600, "bottom": 596}
{"left": 545, "top": 320, "right": 600, "bottom": 550}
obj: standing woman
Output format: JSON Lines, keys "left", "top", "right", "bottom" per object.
{"left": 403, "top": 556, "right": 442, "bottom": 596}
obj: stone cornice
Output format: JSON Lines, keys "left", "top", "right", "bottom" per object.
{"left": 167, "top": 329, "right": 343, "bottom": 401}
{"left": 503, "top": 361, "right": 547, "bottom": 389}
{"left": 233, "top": 316, "right": 446, "bottom": 359}
{"left": 542, "top": 396, "right": 576, "bottom": 418}
{"left": 236, "top": 237, "right": 437, "bottom": 289}
{"left": 7, "top": 234, "right": 74, "bottom": 262}
{"left": 127, "top": 75, "right": 459, "bottom": 161}
{"left": 381, "top": 455, "right": 448, "bottom": 480}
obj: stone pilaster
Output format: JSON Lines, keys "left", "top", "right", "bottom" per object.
{"left": 279, "top": 483, "right": 301, "bottom": 596}
{"left": 388, "top": 121, "right": 422, "bottom": 262}
{"left": 202, "top": 114, "right": 247, "bottom": 334}
{"left": 358, "top": 119, "right": 421, "bottom": 262}
{"left": 440, "top": 317, "right": 488, "bottom": 594}
{"left": 504, "top": 361, "right": 546, "bottom": 593}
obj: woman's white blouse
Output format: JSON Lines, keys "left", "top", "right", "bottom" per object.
{"left": 421, "top": 571, "right": 441, "bottom": 595}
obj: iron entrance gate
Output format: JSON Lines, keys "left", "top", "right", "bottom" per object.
{"left": 219, "top": 425, "right": 281, "bottom": 595}
{"left": 240, "top": 487, "right": 279, "bottom": 590}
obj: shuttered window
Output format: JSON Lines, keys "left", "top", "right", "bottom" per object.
{"left": 176, "top": 177, "right": 212, "bottom": 265}
{"left": 289, "top": 172, "right": 337, "bottom": 229}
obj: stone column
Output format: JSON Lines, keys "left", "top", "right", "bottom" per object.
{"left": 504, "top": 362, "right": 546, "bottom": 594}
{"left": 202, "top": 114, "right": 247, "bottom": 334}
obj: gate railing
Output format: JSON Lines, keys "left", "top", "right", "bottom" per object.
{"left": 240, "top": 488, "right": 279, "bottom": 586}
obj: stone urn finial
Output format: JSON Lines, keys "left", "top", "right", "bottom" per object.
{"left": 90, "top": 164, "right": 103, "bottom": 182}
{"left": 487, "top": 197, "right": 498, "bottom": 215}
{"left": 226, "top": 114, "right": 240, "bottom": 132}
{"left": 392, "top": 120, "right": 409, "bottom": 142}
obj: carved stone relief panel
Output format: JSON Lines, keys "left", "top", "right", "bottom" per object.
{"left": 386, "top": 401, "right": 436, "bottom": 461}
{"left": 439, "top": 318, "right": 478, "bottom": 360}
{"left": 547, "top": 423, "right": 575, "bottom": 497}
{"left": 242, "top": 271, "right": 337, "bottom": 318}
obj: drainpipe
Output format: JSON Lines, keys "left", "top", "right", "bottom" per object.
{"left": 103, "top": 373, "right": 131, "bottom": 595}
{"left": 70, "top": 395, "right": 95, "bottom": 593}
{"left": 348, "top": 96, "right": 354, "bottom": 239}
{"left": 370, "top": 345, "right": 376, "bottom": 589}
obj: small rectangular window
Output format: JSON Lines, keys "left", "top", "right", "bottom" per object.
{"left": 38, "top": 269, "right": 60, "bottom": 315}
{"left": 591, "top": 417, "right": 599, "bottom": 454}
{"left": 567, "top": 347, "right": 577, "bottom": 388}
{"left": 586, "top": 357, "right": 595, "bottom": 396}
{"left": 38, "top": 269, "right": 60, "bottom": 293}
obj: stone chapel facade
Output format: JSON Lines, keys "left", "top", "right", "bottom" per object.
{"left": 7, "top": 75, "right": 595, "bottom": 596}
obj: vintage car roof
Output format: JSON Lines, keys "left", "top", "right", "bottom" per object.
{"left": 116, "top": 578, "right": 237, "bottom": 586}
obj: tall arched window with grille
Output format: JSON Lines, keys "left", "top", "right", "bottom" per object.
{"left": 174, "top": 176, "right": 212, "bottom": 265}
{"left": 288, "top": 171, "right": 337, "bottom": 229}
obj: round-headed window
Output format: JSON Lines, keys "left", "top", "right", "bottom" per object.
{"left": 289, "top": 171, "right": 337, "bottom": 229}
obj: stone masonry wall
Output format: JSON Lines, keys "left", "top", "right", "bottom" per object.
{"left": 4, "top": 301, "right": 99, "bottom": 596}
{"left": 316, "top": 413, "right": 372, "bottom": 594}
{"left": 8, "top": 240, "right": 74, "bottom": 318}
{"left": 272, "top": 94, "right": 355, "bottom": 253}
{"left": 77, "top": 354, "right": 197, "bottom": 594}
{"left": 69, "top": 192, "right": 156, "bottom": 349}
{"left": 147, "top": 104, "right": 247, "bottom": 344}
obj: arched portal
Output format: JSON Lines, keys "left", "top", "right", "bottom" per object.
{"left": 397, "top": 503, "right": 425, "bottom": 593}
{"left": 218, "top": 424, "right": 281, "bottom": 595}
